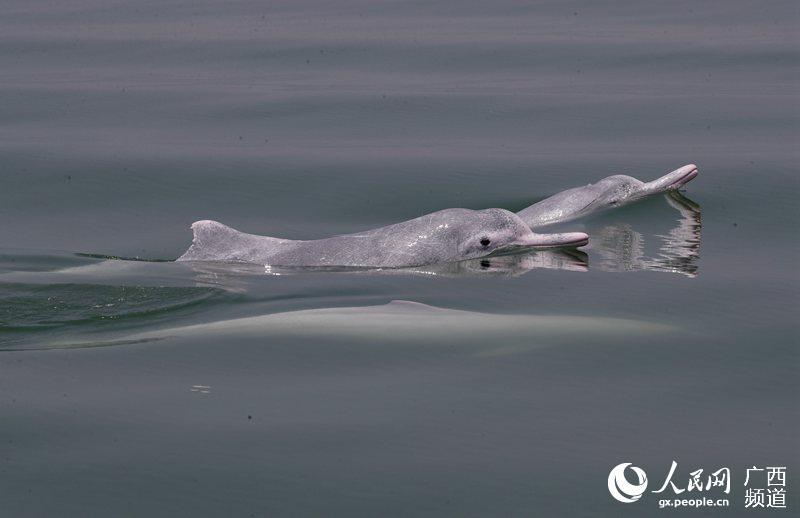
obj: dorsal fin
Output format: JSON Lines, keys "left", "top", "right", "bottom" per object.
{"left": 176, "top": 220, "right": 288, "bottom": 262}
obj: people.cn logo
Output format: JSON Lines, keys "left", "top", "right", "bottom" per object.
{"left": 608, "top": 463, "right": 649, "bottom": 503}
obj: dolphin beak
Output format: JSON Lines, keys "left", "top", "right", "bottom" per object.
{"left": 512, "top": 231, "right": 589, "bottom": 249}
{"left": 644, "top": 164, "right": 699, "bottom": 193}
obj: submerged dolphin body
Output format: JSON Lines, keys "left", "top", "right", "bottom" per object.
{"left": 96, "top": 300, "right": 673, "bottom": 353}
{"left": 177, "top": 208, "right": 588, "bottom": 268}
{"left": 516, "top": 164, "right": 698, "bottom": 228}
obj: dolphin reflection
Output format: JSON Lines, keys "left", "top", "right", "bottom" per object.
{"left": 589, "top": 191, "right": 701, "bottom": 277}
{"left": 184, "top": 247, "right": 588, "bottom": 281}
{"left": 395, "top": 247, "right": 588, "bottom": 277}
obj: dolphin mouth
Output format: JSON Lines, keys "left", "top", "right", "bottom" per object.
{"left": 642, "top": 164, "right": 698, "bottom": 194}
{"left": 667, "top": 164, "right": 699, "bottom": 189}
{"left": 509, "top": 231, "right": 589, "bottom": 249}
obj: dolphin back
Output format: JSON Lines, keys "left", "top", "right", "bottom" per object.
{"left": 516, "top": 185, "right": 601, "bottom": 228}
{"left": 176, "top": 220, "right": 291, "bottom": 263}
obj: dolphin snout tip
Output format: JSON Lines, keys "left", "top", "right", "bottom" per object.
{"left": 674, "top": 164, "right": 699, "bottom": 187}
{"left": 672, "top": 164, "right": 699, "bottom": 185}
{"left": 646, "top": 164, "right": 699, "bottom": 192}
{"left": 562, "top": 232, "right": 589, "bottom": 248}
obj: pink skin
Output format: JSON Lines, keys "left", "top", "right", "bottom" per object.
{"left": 512, "top": 231, "right": 589, "bottom": 249}
{"left": 643, "top": 164, "right": 698, "bottom": 194}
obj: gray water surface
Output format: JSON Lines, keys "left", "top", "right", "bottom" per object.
{"left": 1, "top": 1, "right": 798, "bottom": 516}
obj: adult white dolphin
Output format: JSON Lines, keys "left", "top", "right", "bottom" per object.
{"left": 176, "top": 208, "right": 588, "bottom": 268}
{"left": 517, "top": 164, "right": 698, "bottom": 228}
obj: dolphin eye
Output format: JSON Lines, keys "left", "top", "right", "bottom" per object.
{"left": 480, "top": 237, "right": 491, "bottom": 247}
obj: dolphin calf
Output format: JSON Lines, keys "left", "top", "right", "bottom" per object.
{"left": 177, "top": 208, "right": 588, "bottom": 268}
{"left": 516, "top": 164, "right": 698, "bottom": 228}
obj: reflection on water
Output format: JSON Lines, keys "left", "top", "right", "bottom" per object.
{"left": 656, "top": 192, "right": 703, "bottom": 276}
{"left": 186, "top": 248, "right": 589, "bottom": 280}
{"left": 404, "top": 248, "right": 588, "bottom": 277}
{"left": 592, "top": 192, "right": 701, "bottom": 277}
